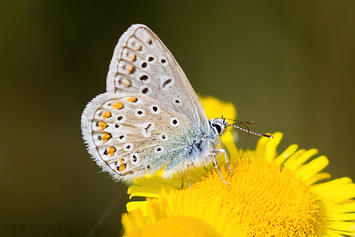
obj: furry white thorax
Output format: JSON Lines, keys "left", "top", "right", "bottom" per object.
{"left": 162, "top": 118, "right": 227, "bottom": 178}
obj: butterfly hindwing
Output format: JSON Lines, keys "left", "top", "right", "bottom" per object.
{"left": 81, "top": 92, "right": 195, "bottom": 180}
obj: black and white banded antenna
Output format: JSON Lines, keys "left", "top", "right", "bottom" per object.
{"left": 223, "top": 118, "right": 274, "bottom": 139}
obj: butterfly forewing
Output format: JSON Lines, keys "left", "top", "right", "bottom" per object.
{"left": 106, "top": 24, "right": 209, "bottom": 132}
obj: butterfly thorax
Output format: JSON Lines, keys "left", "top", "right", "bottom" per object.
{"left": 176, "top": 118, "right": 227, "bottom": 170}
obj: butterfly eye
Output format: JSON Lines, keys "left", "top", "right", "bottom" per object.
{"left": 212, "top": 123, "right": 222, "bottom": 135}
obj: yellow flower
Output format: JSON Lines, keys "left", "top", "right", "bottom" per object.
{"left": 122, "top": 188, "right": 246, "bottom": 237}
{"left": 124, "top": 97, "right": 355, "bottom": 236}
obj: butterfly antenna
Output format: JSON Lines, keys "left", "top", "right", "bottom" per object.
{"left": 225, "top": 121, "right": 274, "bottom": 139}
{"left": 223, "top": 119, "right": 273, "bottom": 160}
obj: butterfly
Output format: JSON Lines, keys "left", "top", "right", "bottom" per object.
{"left": 81, "top": 24, "right": 272, "bottom": 184}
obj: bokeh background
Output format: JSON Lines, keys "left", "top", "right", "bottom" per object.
{"left": 1, "top": 1, "right": 354, "bottom": 236}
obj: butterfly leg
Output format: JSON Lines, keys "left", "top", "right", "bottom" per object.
{"left": 212, "top": 153, "right": 230, "bottom": 186}
{"left": 180, "top": 170, "right": 184, "bottom": 189}
{"left": 214, "top": 148, "right": 232, "bottom": 175}
{"left": 179, "top": 165, "right": 191, "bottom": 189}
{"left": 186, "top": 164, "right": 191, "bottom": 188}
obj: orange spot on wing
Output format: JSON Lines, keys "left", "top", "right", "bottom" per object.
{"left": 126, "top": 97, "right": 138, "bottom": 103}
{"left": 135, "top": 45, "right": 142, "bottom": 51}
{"left": 122, "top": 78, "right": 131, "bottom": 87}
{"left": 118, "top": 163, "right": 126, "bottom": 172}
{"left": 101, "top": 132, "right": 112, "bottom": 143}
{"left": 130, "top": 54, "right": 137, "bottom": 62}
{"left": 112, "top": 102, "right": 124, "bottom": 110}
{"left": 102, "top": 111, "right": 111, "bottom": 119}
{"left": 98, "top": 121, "right": 108, "bottom": 130}
{"left": 126, "top": 65, "right": 135, "bottom": 74}
{"left": 107, "top": 146, "right": 116, "bottom": 157}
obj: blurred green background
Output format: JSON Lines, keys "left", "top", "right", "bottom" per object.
{"left": 1, "top": 1, "right": 354, "bottom": 236}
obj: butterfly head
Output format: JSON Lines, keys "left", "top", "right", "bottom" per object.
{"left": 209, "top": 117, "right": 274, "bottom": 139}
{"left": 209, "top": 118, "right": 227, "bottom": 137}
